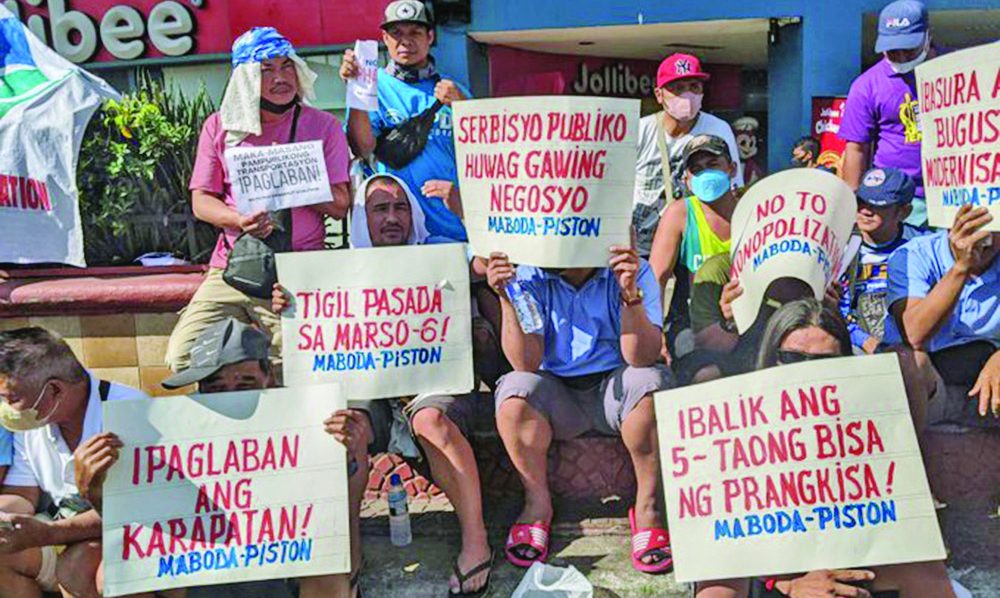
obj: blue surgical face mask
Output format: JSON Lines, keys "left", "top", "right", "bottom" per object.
{"left": 690, "top": 169, "right": 732, "bottom": 203}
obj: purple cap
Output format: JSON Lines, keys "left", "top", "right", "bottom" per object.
{"left": 875, "top": 0, "right": 929, "bottom": 53}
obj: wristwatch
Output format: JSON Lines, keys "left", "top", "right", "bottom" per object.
{"left": 720, "top": 318, "right": 738, "bottom": 333}
{"left": 621, "top": 288, "right": 644, "bottom": 307}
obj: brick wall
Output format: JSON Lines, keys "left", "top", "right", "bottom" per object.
{"left": 0, "top": 313, "right": 194, "bottom": 396}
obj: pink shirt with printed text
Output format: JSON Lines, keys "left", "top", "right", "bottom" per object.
{"left": 190, "top": 107, "right": 350, "bottom": 269}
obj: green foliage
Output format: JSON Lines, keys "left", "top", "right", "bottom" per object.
{"left": 78, "top": 71, "right": 217, "bottom": 265}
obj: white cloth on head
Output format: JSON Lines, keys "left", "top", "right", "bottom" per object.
{"left": 350, "top": 173, "right": 429, "bottom": 248}
{"left": 220, "top": 54, "right": 318, "bottom": 147}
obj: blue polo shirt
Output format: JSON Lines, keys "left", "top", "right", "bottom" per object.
{"left": 367, "top": 69, "right": 469, "bottom": 242}
{"left": 516, "top": 261, "right": 662, "bottom": 377}
{"left": 0, "top": 428, "right": 11, "bottom": 468}
{"left": 887, "top": 231, "right": 1000, "bottom": 352}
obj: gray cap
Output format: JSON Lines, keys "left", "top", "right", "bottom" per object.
{"left": 381, "top": 0, "right": 434, "bottom": 29}
{"left": 161, "top": 319, "right": 270, "bottom": 389}
{"left": 682, "top": 134, "right": 732, "bottom": 171}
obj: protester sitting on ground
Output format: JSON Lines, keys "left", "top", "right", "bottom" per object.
{"left": 341, "top": 0, "right": 469, "bottom": 242}
{"left": 165, "top": 26, "right": 351, "bottom": 373}
{"left": 0, "top": 327, "right": 149, "bottom": 598}
{"left": 888, "top": 204, "right": 1000, "bottom": 423}
{"left": 696, "top": 298, "right": 957, "bottom": 598}
{"left": 633, "top": 53, "right": 742, "bottom": 257}
{"left": 648, "top": 134, "right": 742, "bottom": 359}
{"left": 272, "top": 173, "right": 495, "bottom": 596}
{"left": 839, "top": 167, "right": 923, "bottom": 355}
{"left": 839, "top": 0, "right": 942, "bottom": 226}
{"left": 790, "top": 136, "right": 822, "bottom": 169}
{"left": 485, "top": 244, "right": 674, "bottom": 574}
{"left": 71, "top": 318, "right": 346, "bottom": 598}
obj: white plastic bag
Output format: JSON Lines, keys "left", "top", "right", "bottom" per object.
{"left": 950, "top": 579, "right": 973, "bottom": 598}
{"left": 511, "top": 562, "right": 593, "bottom": 598}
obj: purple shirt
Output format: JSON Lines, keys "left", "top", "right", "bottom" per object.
{"left": 838, "top": 58, "right": 924, "bottom": 197}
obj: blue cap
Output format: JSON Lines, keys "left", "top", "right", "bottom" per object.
{"left": 231, "top": 27, "right": 294, "bottom": 67}
{"left": 875, "top": 0, "right": 929, "bottom": 53}
{"left": 858, "top": 167, "right": 915, "bottom": 207}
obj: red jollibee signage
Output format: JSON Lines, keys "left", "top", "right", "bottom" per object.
{"left": 6, "top": 0, "right": 391, "bottom": 64}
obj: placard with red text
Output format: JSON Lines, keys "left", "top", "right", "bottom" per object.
{"left": 729, "top": 169, "right": 856, "bottom": 332}
{"left": 654, "top": 354, "right": 945, "bottom": 582}
{"left": 101, "top": 385, "right": 349, "bottom": 596}
{"left": 276, "top": 244, "right": 474, "bottom": 399}
{"left": 916, "top": 41, "right": 1000, "bottom": 230}
{"left": 453, "top": 96, "right": 639, "bottom": 267}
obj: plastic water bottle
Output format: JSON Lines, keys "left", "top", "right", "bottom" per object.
{"left": 506, "top": 281, "right": 545, "bottom": 334}
{"left": 387, "top": 474, "right": 412, "bottom": 547}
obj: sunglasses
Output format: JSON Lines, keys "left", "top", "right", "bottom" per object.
{"left": 776, "top": 349, "right": 840, "bottom": 365}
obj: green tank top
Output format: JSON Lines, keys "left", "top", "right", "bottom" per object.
{"left": 680, "top": 196, "right": 731, "bottom": 273}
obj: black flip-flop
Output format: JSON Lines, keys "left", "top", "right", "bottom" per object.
{"left": 449, "top": 548, "right": 495, "bottom": 597}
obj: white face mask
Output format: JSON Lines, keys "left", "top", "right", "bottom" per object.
{"left": 887, "top": 36, "right": 929, "bottom": 74}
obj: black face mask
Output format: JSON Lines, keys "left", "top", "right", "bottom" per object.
{"left": 260, "top": 95, "right": 299, "bottom": 114}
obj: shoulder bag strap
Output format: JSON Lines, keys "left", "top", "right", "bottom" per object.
{"left": 273, "top": 104, "right": 303, "bottom": 241}
{"left": 98, "top": 379, "right": 112, "bottom": 402}
{"left": 655, "top": 112, "right": 675, "bottom": 209}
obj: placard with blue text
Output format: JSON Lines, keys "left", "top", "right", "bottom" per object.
{"left": 277, "top": 244, "right": 474, "bottom": 399}
{"left": 654, "top": 354, "right": 945, "bottom": 582}
{"left": 453, "top": 96, "right": 639, "bottom": 267}
{"left": 101, "top": 385, "right": 349, "bottom": 596}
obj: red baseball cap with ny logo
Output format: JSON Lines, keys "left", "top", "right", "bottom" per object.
{"left": 656, "top": 53, "right": 711, "bottom": 88}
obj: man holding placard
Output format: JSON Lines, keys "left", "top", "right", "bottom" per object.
{"left": 166, "top": 27, "right": 351, "bottom": 373}
{"left": 72, "top": 319, "right": 352, "bottom": 597}
{"left": 341, "top": 0, "right": 470, "bottom": 242}
{"left": 486, "top": 245, "right": 674, "bottom": 573}
{"left": 0, "top": 328, "right": 149, "bottom": 598}
{"left": 888, "top": 204, "right": 1000, "bottom": 424}
{"left": 648, "top": 134, "right": 742, "bottom": 359}
{"left": 274, "top": 174, "right": 494, "bottom": 596}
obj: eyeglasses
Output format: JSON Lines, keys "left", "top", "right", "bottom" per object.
{"left": 776, "top": 349, "right": 840, "bottom": 365}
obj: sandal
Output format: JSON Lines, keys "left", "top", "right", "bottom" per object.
{"left": 450, "top": 548, "right": 495, "bottom": 596}
{"left": 628, "top": 507, "right": 672, "bottom": 575}
{"left": 505, "top": 522, "right": 550, "bottom": 568}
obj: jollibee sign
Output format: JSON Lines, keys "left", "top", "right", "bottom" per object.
{"left": 7, "top": 0, "right": 391, "bottom": 64}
